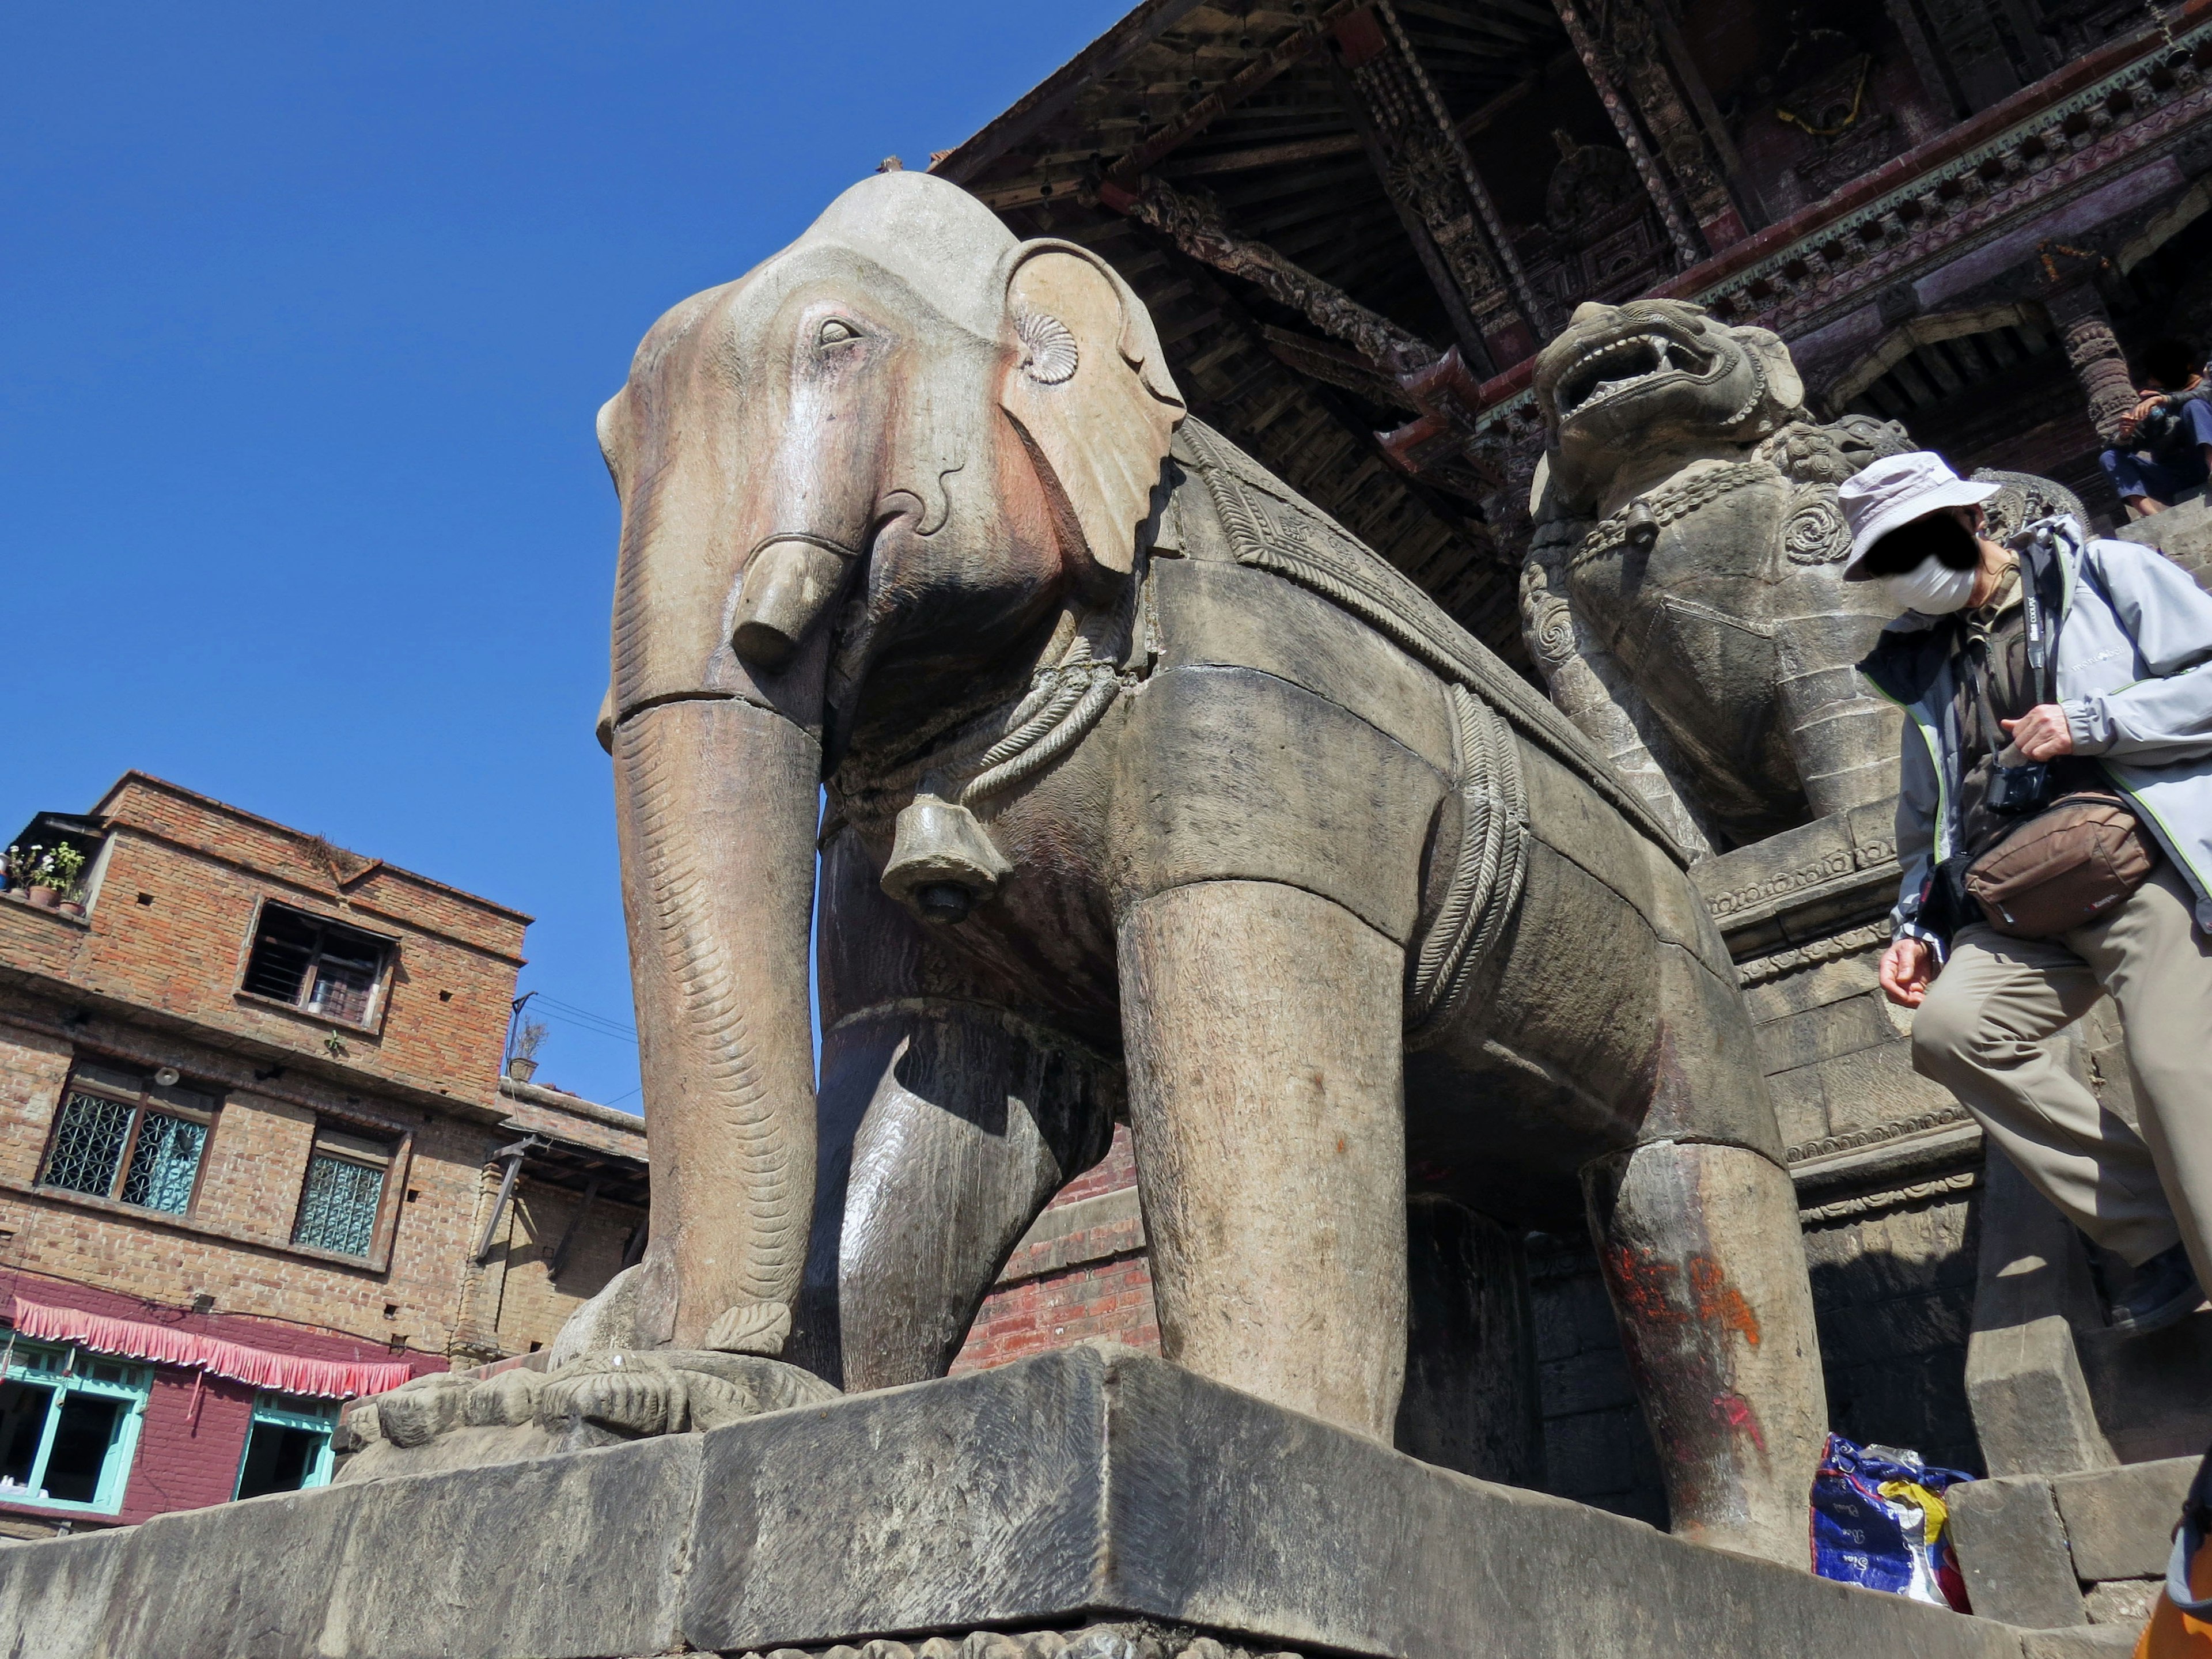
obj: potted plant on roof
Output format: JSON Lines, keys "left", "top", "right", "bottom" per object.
{"left": 505, "top": 1017, "right": 547, "bottom": 1085}
{"left": 44, "top": 845, "right": 87, "bottom": 918}
{"left": 16, "top": 846, "right": 57, "bottom": 910}
{"left": 2, "top": 844, "right": 32, "bottom": 902}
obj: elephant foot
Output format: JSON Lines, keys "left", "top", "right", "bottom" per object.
{"left": 334, "top": 1348, "right": 838, "bottom": 1484}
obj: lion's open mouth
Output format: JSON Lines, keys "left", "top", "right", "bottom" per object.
{"left": 1553, "top": 331, "right": 1715, "bottom": 419}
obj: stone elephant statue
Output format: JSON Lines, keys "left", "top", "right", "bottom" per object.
{"left": 1521, "top": 298, "right": 1920, "bottom": 855}
{"left": 443, "top": 173, "right": 1829, "bottom": 1563}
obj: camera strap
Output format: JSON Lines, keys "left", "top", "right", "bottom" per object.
{"left": 2018, "top": 529, "right": 2058, "bottom": 707}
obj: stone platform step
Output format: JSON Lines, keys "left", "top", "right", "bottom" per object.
{"left": 0, "top": 1345, "right": 2061, "bottom": 1658}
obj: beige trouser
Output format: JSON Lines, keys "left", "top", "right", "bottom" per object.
{"left": 1912, "top": 861, "right": 2212, "bottom": 1288}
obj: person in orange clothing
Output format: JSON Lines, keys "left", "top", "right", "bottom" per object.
{"left": 2140, "top": 1454, "right": 2212, "bottom": 1657}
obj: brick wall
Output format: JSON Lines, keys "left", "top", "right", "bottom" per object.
{"left": 0, "top": 1010, "right": 514, "bottom": 1357}
{"left": 951, "top": 1127, "right": 1159, "bottom": 1373}
{"left": 477, "top": 1178, "right": 644, "bottom": 1355}
{"left": 51, "top": 777, "right": 527, "bottom": 1105}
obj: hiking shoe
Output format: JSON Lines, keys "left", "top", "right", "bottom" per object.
{"left": 2109, "top": 1243, "right": 2205, "bottom": 1338}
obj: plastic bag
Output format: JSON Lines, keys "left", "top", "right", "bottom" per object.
{"left": 1810, "top": 1434, "right": 1974, "bottom": 1610}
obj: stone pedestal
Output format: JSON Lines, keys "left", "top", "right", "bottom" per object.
{"left": 2113, "top": 490, "right": 2212, "bottom": 587}
{"left": 0, "top": 1346, "right": 2058, "bottom": 1659}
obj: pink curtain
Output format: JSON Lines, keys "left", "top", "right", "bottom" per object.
{"left": 7, "top": 1297, "right": 415, "bottom": 1399}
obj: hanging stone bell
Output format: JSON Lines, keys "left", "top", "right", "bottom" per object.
{"left": 881, "top": 794, "right": 1013, "bottom": 925}
{"left": 1624, "top": 498, "right": 1660, "bottom": 550}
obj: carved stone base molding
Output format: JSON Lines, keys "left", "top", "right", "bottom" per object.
{"left": 736, "top": 1623, "right": 1301, "bottom": 1659}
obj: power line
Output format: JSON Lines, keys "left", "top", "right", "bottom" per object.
{"left": 528, "top": 994, "right": 638, "bottom": 1044}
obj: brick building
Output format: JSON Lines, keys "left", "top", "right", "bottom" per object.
{"left": 0, "top": 773, "right": 643, "bottom": 1534}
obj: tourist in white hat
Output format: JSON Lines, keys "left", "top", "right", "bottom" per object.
{"left": 1851, "top": 450, "right": 2212, "bottom": 1337}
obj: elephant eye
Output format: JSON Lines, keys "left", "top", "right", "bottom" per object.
{"left": 816, "top": 319, "right": 863, "bottom": 347}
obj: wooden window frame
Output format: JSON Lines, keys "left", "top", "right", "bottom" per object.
{"left": 233, "top": 1393, "right": 338, "bottom": 1499}
{"left": 233, "top": 897, "right": 398, "bottom": 1036}
{"left": 289, "top": 1122, "right": 402, "bottom": 1263}
{"left": 0, "top": 1339, "right": 151, "bottom": 1516}
{"left": 37, "top": 1063, "right": 218, "bottom": 1220}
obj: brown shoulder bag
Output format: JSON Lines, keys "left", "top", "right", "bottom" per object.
{"left": 1965, "top": 791, "right": 2156, "bottom": 938}
{"left": 1957, "top": 541, "right": 2156, "bottom": 940}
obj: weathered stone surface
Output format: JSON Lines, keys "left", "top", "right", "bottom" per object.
{"left": 2077, "top": 1310, "right": 2212, "bottom": 1466}
{"left": 2113, "top": 494, "right": 2212, "bottom": 590}
{"left": 101, "top": 1475, "right": 369, "bottom": 1658}
{"left": 36, "top": 1429, "right": 697, "bottom": 1659}
{"left": 689, "top": 1347, "right": 2025, "bottom": 1659}
{"left": 2017, "top": 1624, "right": 2150, "bottom": 1657}
{"left": 2082, "top": 1580, "right": 2162, "bottom": 1626}
{"left": 2053, "top": 1455, "right": 2196, "bottom": 1582}
{"left": 0, "top": 1523, "right": 128, "bottom": 1659}
{"left": 0, "top": 1350, "right": 2058, "bottom": 1659}
{"left": 1949, "top": 1474, "right": 2085, "bottom": 1630}
{"left": 316, "top": 1433, "right": 698, "bottom": 1659}
{"left": 1968, "top": 1153, "right": 2117, "bottom": 1479}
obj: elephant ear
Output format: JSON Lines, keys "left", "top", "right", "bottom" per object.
{"left": 999, "top": 240, "right": 1184, "bottom": 577}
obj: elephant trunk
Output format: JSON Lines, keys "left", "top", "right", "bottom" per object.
{"left": 613, "top": 694, "right": 820, "bottom": 1354}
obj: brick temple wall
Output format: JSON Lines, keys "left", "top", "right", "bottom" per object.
{"left": 951, "top": 1128, "right": 1158, "bottom": 1373}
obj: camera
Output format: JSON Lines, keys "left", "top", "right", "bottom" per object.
{"left": 1989, "top": 761, "right": 2053, "bottom": 815}
{"left": 2134, "top": 396, "right": 2188, "bottom": 449}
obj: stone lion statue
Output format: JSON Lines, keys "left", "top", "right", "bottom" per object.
{"left": 1521, "top": 298, "right": 1918, "bottom": 853}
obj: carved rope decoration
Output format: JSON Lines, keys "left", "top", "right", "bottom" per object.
{"left": 1785, "top": 1104, "right": 1972, "bottom": 1168}
{"left": 834, "top": 587, "right": 1137, "bottom": 831}
{"left": 1407, "top": 684, "right": 1529, "bottom": 1039}
{"left": 1800, "top": 1169, "right": 1980, "bottom": 1226}
{"left": 1563, "top": 460, "right": 1777, "bottom": 572}
{"left": 735, "top": 1625, "right": 1306, "bottom": 1659}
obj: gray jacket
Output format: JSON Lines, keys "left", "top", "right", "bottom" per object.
{"left": 1858, "top": 516, "right": 2212, "bottom": 938}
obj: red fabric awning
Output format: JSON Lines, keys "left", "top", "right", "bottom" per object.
{"left": 6, "top": 1297, "right": 415, "bottom": 1399}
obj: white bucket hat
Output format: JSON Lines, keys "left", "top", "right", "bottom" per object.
{"left": 1838, "top": 451, "right": 1998, "bottom": 579}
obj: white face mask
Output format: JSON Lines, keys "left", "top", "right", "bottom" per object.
{"left": 1881, "top": 557, "right": 1977, "bottom": 615}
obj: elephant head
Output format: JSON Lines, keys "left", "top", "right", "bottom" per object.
{"left": 1533, "top": 298, "right": 1805, "bottom": 517}
{"left": 593, "top": 171, "right": 1183, "bottom": 1353}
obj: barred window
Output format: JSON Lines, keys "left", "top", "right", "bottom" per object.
{"left": 241, "top": 903, "right": 392, "bottom": 1028}
{"left": 39, "top": 1064, "right": 214, "bottom": 1216}
{"left": 290, "top": 1126, "right": 391, "bottom": 1257}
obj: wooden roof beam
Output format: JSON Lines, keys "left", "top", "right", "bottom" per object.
{"left": 1107, "top": 0, "right": 1370, "bottom": 184}
{"left": 1162, "top": 131, "right": 1369, "bottom": 175}
{"left": 1100, "top": 173, "right": 1441, "bottom": 376}
{"left": 933, "top": 0, "right": 1217, "bottom": 184}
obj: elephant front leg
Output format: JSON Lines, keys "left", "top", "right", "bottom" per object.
{"left": 1119, "top": 880, "right": 1407, "bottom": 1441}
{"left": 1584, "top": 1138, "right": 1826, "bottom": 1567}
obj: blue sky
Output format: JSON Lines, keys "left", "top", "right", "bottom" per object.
{"left": 1, "top": 2, "right": 1125, "bottom": 1108}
